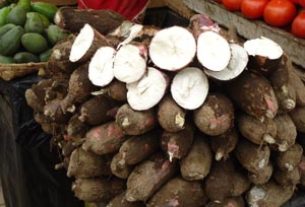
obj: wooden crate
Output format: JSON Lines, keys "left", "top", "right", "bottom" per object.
{"left": 183, "top": 0, "right": 305, "bottom": 68}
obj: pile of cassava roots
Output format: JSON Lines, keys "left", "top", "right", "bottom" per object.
{"left": 25, "top": 7, "right": 305, "bottom": 207}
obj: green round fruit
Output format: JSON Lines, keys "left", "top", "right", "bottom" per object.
{"left": 6, "top": 6, "right": 26, "bottom": 26}
{"left": 21, "top": 33, "right": 48, "bottom": 54}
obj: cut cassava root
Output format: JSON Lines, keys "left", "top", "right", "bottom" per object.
{"left": 127, "top": 67, "right": 168, "bottom": 111}
{"left": 149, "top": 26, "right": 196, "bottom": 71}
{"left": 244, "top": 37, "right": 283, "bottom": 74}
{"left": 88, "top": 46, "right": 116, "bottom": 87}
{"left": 25, "top": 13, "right": 305, "bottom": 207}
{"left": 204, "top": 43, "right": 248, "bottom": 81}
{"left": 113, "top": 43, "right": 147, "bottom": 83}
{"left": 197, "top": 31, "right": 231, "bottom": 72}
{"left": 69, "top": 24, "right": 110, "bottom": 63}
{"left": 171, "top": 67, "right": 209, "bottom": 110}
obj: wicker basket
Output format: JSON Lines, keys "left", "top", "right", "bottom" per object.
{"left": 0, "top": 63, "right": 47, "bottom": 81}
{"left": 32, "top": 0, "right": 77, "bottom": 6}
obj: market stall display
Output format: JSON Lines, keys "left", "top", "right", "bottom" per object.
{"left": 21, "top": 5, "right": 305, "bottom": 206}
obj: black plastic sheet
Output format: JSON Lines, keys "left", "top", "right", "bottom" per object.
{"left": 0, "top": 75, "right": 83, "bottom": 207}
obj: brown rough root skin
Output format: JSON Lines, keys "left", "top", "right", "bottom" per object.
{"left": 227, "top": 71, "right": 278, "bottom": 120}
{"left": 67, "top": 148, "right": 112, "bottom": 178}
{"left": 210, "top": 129, "right": 238, "bottom": 161}
{"left": 248, "top": 163, "right": 273, "bottom": 185}
{"left": 247, "top": 182, "right": 295, "bottom": 207}
{"left": 34, "top": 113, "right": 63, "bottom": 135}
{"left": 106, "top": 192, "right": 145, "bottom": 207}
{"left": 66, "top": 114, "right": 89, "bottom": 139}
{"left": 180, "top": 136, "right": 212, "bottom": 181}
{"left": 274, "top": 167, "right": 300, "bottom": 186}
{"left": 55, "top": 7, "right": 124, "bottom": 34}
{"left": 276, "top": 144, "right": 303, "bottom": 172}
{"left": 157, "top": 95, "right": 186, "bottom": 132}
{"left": 82, "top": 121, "right": 126, "bottom": 155}
{"left": 25, "top": 79, "right": 53, "bottom": 112}
{"left": 289, "top": 64, "right": 305, "bottom": 107}
{"left": 270, "top": 60, "right": 296, "bottom": 112}
{"left": 47, "top": 35, "right": 77, "bottom": 76}
{"left": 60, "top": 64, "right": 96, "bottom": 113}
{"left": 79, "top": 96, "right": 118, "bottom": 125}
{"left": 298, "top": 156, "right": 305, "bottom": 187}
{"left": 247, "top": 55, "right": 282, "bottom": 76}
{"left": 147, "top": 177, "right": 208, "bottom": 207}
{"left": 116, "top": 104, "right": 156, "bottom": 135}
{"left": 72, "top": 178, "right": 125, "bottom": 203}
{"left": 119, "top": 130, "right": 160, "bottom": 165}
{"left": 44, "top": 98, "right": 71, "bottom": 123}
{"left": 104, "top": 80, "right": 127, "bottom": 102}
{"left": 161, "top": 125, "right": 194, "bottom": 160}
{"left": 238, "top": 114, "right": 277, "bottom": 145}
{"left": 235, "top": 139, "right": 270, "bottom": 173}
{"left": 290, "top": 107, "right": 305, "bottom": 133}
{"left": 194, "top": 93, "right": 234, "bottom": 136}
{"left": 206, "top": 197, "right": 245, "bottom": 207}
{"left": 111, "top": 153, "right": 133, "bottom": 179}
{"left": 204, "top": 159, "right": 250, "bottom": 202}
{"left": 126, "top": 153, "right": 177, "bottom": 202}
{"left": 273, "top": 114, "right": 297, "bottom": 151}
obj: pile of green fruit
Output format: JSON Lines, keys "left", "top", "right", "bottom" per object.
{"left": 0, "top": 0, "right": 69, "bottom": 64}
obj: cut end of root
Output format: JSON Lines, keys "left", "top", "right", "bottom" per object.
{"left": 278, "top": 142, "right": 289, "bottom": 152}
{"left": 197, "top": 31, "right": 231, "bottom": 71}
{"left": 244, "top": 36, "right": 283, "bottom": 60}
{"left": 168, "top": 152, "right": 174, "bottom": 162}
{"left": 149, "top": 26, "right": 196, "bottom": 71}
{"left": 89, "top": 46, "right": 116, "bottom": 87}
{"left": 263, "top": 134, "right": 275, "bottom": 144}
{"left": 69, "top": 24, "right": 94, "bottom": 62}
{"left": 171, "top": 67, "right": 209, "bottom": 110}
{"left": 113, "top": 44, "right": 147, "bottom": 83}
{"left": 67, "top": 105, "right": 76, "bottom": 113}
{"left": 175, "top": 113, "right": 185, "bottom": 128}
{"left": 215, "top": 151, "right": 224, "bottom": 161}
{"left": 204, "top": 44, "right": 248, "bottom": 81}
{"left": 127, "top": 67, "right": 168, "bottom": 111}
{"left": 121, "top": 117, "right": 130, "bottom": 127}
{"left": 283, "top": 99, "right": 296, "bottom": 110}
{"left": 54, "top": 10, "right": 61, "bottom": 26}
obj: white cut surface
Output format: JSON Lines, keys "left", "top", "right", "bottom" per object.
{"left": 171, "top": 67, "right": 209, "bottom": 110}
{"left": 127, "top": 67, "right": 167, "bottom": 111}
{"left": 113, "top": 44, "right": 147, "bottom": 84}
{"left": 88, "top": 46, "right": 116, "bottom": 87}
{"left": 197, "top": 31, "right": 231, "bottom": 71}
{"left": 149, "top": 26, "right": 196, "bottom": 71}
{"left": 244, "top": 36, "right": 283, "bottom": 60}
{"left": 204, "top": 44, "right": 248, "bottom": 81}
{"left": 69, "top": 24, "right": 94, "bottom": 62}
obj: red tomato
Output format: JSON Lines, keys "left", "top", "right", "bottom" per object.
{"left": 299, "top": 0, "right": 305, "bottom": 7}
{"left": 292, "top": 11, "right": 305, "bottom": 38}
{"left": 222, "top": 0, "right": 243, "bottom": 11}
{"left": 288, "top": 0, "right": 299, "bottom": 4}
{"left": 264, "top": 0, "right": 297, "bottom": 27}
{"left": 241, "top": 0, "right": 269, "bottom": 19}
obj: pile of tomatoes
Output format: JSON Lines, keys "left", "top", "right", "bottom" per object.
{"left": 220, "top": 0, "right": 305, "bottom": 38}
